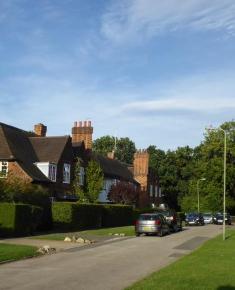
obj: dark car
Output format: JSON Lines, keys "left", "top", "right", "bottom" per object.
{"left": 185, "top": 213, "right": 204, "bottom": 226}
{"left": 214, "top": 213, "right": 232, "bottom": 225}
{"left": 135, "top": 213, "right": 170, "bottom": 237}
{"left": 156, "top": 210, "right": 182, "bottom": 232}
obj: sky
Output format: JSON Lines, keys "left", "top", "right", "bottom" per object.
{"left": 0, "top": 0, "right": 235, "bottom": 150}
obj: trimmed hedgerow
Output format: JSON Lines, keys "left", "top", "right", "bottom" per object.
{"left": 102, "top": 204, "right": 133, "bottom": 227}
{"left": 52, "top": 202, "right": 133, "bottom": 230}
{"left": 52, "top": 202, "right": 103, "bottom": 230}
{"left": 0, "top": 203, "right": 43, "bottom": 237}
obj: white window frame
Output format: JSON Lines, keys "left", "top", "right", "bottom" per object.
{"left": 0, "top": 161, "right": 8, "bottom": 178}
{"left": 49, "top": 163, "right": 57, "bottom": 182}
{"left": 63, "top": 163, "right": 71, "bottom": 184}
{"left": 78, "top": 167, "right": 85, "bottom": 185}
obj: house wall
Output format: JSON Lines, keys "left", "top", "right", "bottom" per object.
{"left": 50, "top": 138, "right": 75, "bottom": 198}
{"left": 8, "top": 161, "right": 32, "bottom": 182}
{"left": 99, "top": 178, "right": 116, "bottom": 203}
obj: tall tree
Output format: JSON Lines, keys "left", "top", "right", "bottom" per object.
{"left": 93, "top": 135, "right": 136, "bottom": 164}
{"left": 85, "top": 160, "right": 104, "bottom": 203}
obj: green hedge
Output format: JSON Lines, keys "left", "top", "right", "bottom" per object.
{"left": 52, "top": 202, "right": 133, "bottom": 230}
{"left": 0, "top": 203, "right": 43, "bottom": 237}
{"left": 52, "top": 202, "right": 103, "bottom": 230}
{"left": 102, "top": 204, "right": 133, "bottom": 227}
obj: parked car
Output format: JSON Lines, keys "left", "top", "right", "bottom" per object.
{"left": 202, "top": 213, "right": 214, "bottom": 224}
{"left": 213, "top": 213, "right": 232, "bottom": 225}
{"left": 185, "top": 213, "right": 204, "bottom": 226}
{"left": 156, "top": 210, "right": 182, "bottom": 232}
{"left": 135, "top": 213, "right": 170, "bottom": 237}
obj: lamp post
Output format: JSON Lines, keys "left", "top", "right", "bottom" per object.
{"left": 197, "top": 178, "right": 206, "bottom": 213}
{"left": 207, "top": 127, "right": 227, "bottom": 241}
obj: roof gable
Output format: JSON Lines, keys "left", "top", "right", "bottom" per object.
{"left": 29, "top": 136, "right": 71, "bottom": 163}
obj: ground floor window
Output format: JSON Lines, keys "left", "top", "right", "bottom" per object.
{"left": 0, "top": 161, "right": 8, "bottom": 178}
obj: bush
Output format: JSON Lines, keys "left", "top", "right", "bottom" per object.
{"left": 102, "top": 204, "right": 133, "bottom": 227}
{"left": 52, "top": 202, "right": 133, "bottom": 230}
{"left": 52, "top": 202, "right": 103, "bottom": 230}
{"left": 0, "top": 176, "right": 52, "bottom": 230}
{"left": 0, "top": 203, "right": 43, "bottom": 237}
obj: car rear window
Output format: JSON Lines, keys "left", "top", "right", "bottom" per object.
{"left": 139, "top": 215, "right": 158, "bottom": 221}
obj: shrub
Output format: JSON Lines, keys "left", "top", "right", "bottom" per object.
{"left": 108, "top": 182, "right": 139, "bottom": 205}
{"left": 102, "top": 204, "right": 133, "bottom": 227}
{"left": 52, "top": 202, "right": 103, "bottom": 230}
{"left": 52, "top": 202, "right": 133, "bottom": 230}
{"left": 0, "top": 175, "right": 52, "bottom": 230}
{"left": 0, "top": 203, "right": 43, "bottom": 237}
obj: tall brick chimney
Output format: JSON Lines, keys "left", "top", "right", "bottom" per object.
{"left": 133, "top": 149, "right": 149, "bottom": 191}
{"left": 34, "top": 123, "right": 47, "bottom": 137}
{"left": 72, "top": 120, "right": 93, "bottom": 150}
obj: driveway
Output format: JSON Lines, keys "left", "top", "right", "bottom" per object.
{"left": 0, "top": 225, "right": 223, "bottom": 290}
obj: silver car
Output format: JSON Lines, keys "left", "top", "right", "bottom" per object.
{"left": 203, "top": 213, "right": 214, "bottom": 224}
{"left": 135, "top": 213, "right": 170, "bottom": 237}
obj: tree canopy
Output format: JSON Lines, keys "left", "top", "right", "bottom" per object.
{"left": 93, "top": 135, "right": 136, "bottom": 164}
{"left": 147, "top": 120, "right": 235, "bottom": 213}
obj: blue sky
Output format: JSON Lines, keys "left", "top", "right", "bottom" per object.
{"left": 1, "top": 0, "right": 235, "bottom": 150}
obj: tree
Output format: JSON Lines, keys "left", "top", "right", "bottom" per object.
{"left": 72, "top": 158, "right": 86, "bottom": 202}
{"left": 108, "top": 181, "right": 139, "bottom": 205}
{"left": 85, "top": 160, "right": 104, "bottom": 203}
{"left": 93, "top": 135, "right": 136, "bottom": 164}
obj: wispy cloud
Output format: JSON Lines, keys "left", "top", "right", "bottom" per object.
{"left": 101, "top": 0, "right": 235, "bottom": 43}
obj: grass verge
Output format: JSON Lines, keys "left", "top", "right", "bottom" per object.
{"left": 126, "top": 230, "right": 235, "bottom": 290}
{"left": 0, "top": 243, "right": 39, "bottom": 263}
{"left": 31, "top": 226, "right": 135, "bottom": 240}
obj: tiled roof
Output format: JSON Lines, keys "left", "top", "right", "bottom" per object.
{"left": 92, "top": 154, "right": 139, "bottom": 184}
{"left": 29, "top": 136, "right": 70, "bottom": 163}
{"left": 0, "top": 123, "right": 49, "bottom": 182}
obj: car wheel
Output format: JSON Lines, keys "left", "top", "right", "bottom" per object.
{"left": 158, "top": 228, "right": 163, "bottom": 237}
{"left": 136, "top": 232, "right": 140, "bottom": 237}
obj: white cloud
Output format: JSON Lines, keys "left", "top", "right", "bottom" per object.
{"left": 101, "top": 0, "right": 235, "bottom": 43}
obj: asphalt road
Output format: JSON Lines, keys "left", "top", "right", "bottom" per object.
{"left": 0, "top": 225, "right": 223, "bottom": 290}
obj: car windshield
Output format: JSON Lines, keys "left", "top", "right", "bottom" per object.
{"left": 187, "top": 213, "right": 198, "bottom": 218}
{"left": 139, "top": 215, "right": 158, "bottom": 221}
{"left": 203, "top": 214, "right": 212, "bottom": 217}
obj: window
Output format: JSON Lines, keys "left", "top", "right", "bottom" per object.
{"left": 0, "top": 161, "right": 8, "bottom": 178}
{"left": 78, "top": 167, "right": 85, "bottom": 185}
{"left": 150, "top": 185, "right": 153, "bottom": 197}
{"left": 49, "top": 164, "right": 57, "bottom": 182}
{"left": 63, "top": 163, "right": 71, "bottom": 184}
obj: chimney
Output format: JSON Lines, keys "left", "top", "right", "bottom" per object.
{"left": 133, "top": 149, "right": 149, "bottom": 191}
{"left": 72, "top": 120, "right": 93, "bottom": 150}
{"left": 34, "top": 123, "right": 47, "bottom": 137}
{"left": 107, "top": 151, "right": 115, "bottom": 159}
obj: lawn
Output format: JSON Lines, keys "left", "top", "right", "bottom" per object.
{"left": 0, "top": 243, "right": 39, "bottom": 263}
{"left": 31, "top": 225, "right": 135, "bottom": 240}
{"left": 126, "top": 230, "right": 235, "bottom": 290}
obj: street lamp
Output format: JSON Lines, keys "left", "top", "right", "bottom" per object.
{"left": 206, "top": 127, "right": 227, "bottom": 241}
{"left": 197, "top": 178, "right": 206, "bottom": 213}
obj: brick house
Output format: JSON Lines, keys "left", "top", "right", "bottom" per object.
{"left": 0, "top": 122, "right": 74, "bottom": 199}
{"left": 0, "top": 121, "right": 161, "bottom": 207}
{"left": 71, "top": 121, "right": 161, "bottom": 207}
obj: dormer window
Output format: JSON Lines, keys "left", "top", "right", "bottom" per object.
{"left": 0, "top": 161, "right": 8, "bottom": 178}
{"left": 35, "top": 162, "right": 57, "bottom": 182}
{"left": 63, "top": 163, "right": 71, "bottom": 184}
